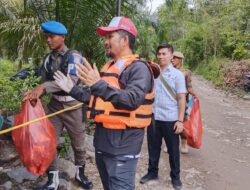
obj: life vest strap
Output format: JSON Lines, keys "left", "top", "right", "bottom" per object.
{"left": 109, "top": 112, "right": 130, "bottom": 117}
{"left": 135, "top": 114, "right": 152, "bottom": 118}
{"left": 100, "top": 72, "right": 119, "bottom": 78}
{"left": 88, "top": 108, "right": 152, "bottom": 118}
{"left": 143, "top": 99, "right": 154, "bottom": 105}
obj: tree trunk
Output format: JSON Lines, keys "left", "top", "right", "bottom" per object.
{"left": 24, "top": 0, "right": 27, "bottom": 13}
{"left": 56, "top": 0, "right": 60, "bottom": 21}
{"left": 116, "top": 0, "right": 121, "bottom": 16}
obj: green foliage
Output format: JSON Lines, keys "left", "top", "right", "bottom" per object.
{"left": 134, "top": 10, "right": 159, "bottom": 60}
{"left": 174, "top": 23, "right": 205, "bottom": 68}
{"left": 86, "top": 119, "right": 95, "bottom": 136}
{"left": 0, "top": 0, "right": 147, "bottom": 67}
{"left": 194, "top": 58, "right": 227, "bottom": 86}
{"left": 233, "top": 43, "right": 250, "bottom": 60}
{"left": 155, "top": 0, "right": 250, "bottom": 68}
{"left": 56, "top": 0, "right": 146, "bottom": 65}
{"left": 0, "top": 59, "right": 40, "bottom": 113}
{"left": 58, "top": 131, "right": 71, "bottom": 159}
{"left": 0, "top": 59, "right": 17, "bottom": 77}
{"left": 0, "top": 0, "right": 47, "bottom": 64}
{"left": 157, "top": 0, "right": 190, "bottom": 42}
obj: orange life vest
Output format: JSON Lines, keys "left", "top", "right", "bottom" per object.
{"left": 87, "top": 55, "right": 154, "bottom": 129}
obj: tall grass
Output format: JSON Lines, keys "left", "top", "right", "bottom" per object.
{"left": 194, "top": 58, "right": 228, "bottom": 86}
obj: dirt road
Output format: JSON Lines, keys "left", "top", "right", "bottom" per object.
{"left": 1, "top": 75, "right": 249, "bottom": 190}
{"left": 86, "top": 75, "right": 250, "bottom": 190}
{"left": 136, "top": 76, "right": 250, "bottom": 190}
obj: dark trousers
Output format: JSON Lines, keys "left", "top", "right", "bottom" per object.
{"left": 95, "top": 151, "right": 138, "bottom": 190}
{"left": 147, "top": 118, "right": 180, "bottom": 180}
{"left": 48, "top": 99, "right": 86, "bottom": 171}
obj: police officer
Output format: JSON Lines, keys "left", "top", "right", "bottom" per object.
{"left": 23, "top": 21, "right": 93, "bottom": 190}
{"left": 53, "top": 16, "right": 155, "bottom": 190}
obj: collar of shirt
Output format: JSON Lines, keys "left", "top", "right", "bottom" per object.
{"left": 51, "top": 46, "right": 68, "bottom": 59}
{"left": 162, "top": 63, "right": 174, "bottom": 73}
{"left": 108, "top": 54, "right": 138, "bottom": 69}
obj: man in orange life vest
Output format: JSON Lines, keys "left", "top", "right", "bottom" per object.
{"left": 53, "top": 16, "right": 155, "bottom": 190}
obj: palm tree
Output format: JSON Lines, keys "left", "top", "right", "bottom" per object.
{"left": 0, "top": 0, "right": 147, "bottom": 67}
{"left": 0, "top": 0, "right": 46, "bottom": 67}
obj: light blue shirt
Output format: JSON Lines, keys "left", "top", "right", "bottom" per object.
{"left": 153, "top": 64, "right": 187, "bottom": 121}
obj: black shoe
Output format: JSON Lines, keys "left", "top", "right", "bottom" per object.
{"left": 140, "top": 172, "right": 158, "bottom": 184}
{"left": 75, "top": 165, "right": 93, "bottom": 190}
{"left": 33, "top": 171, "right": 59, "bottom": 190}
{"left": 171, "top": 179, "right": 182, "bottom": 190}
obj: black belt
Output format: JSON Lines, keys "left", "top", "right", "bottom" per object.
{"left": 88, "top": 108, "right": 152, "bottom": 118}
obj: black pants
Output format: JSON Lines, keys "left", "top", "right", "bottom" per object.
{"left": 147, "top": 118, "right": 180, "bottom": 180}
{"left": 95, "top": 151, "right": 138, "bottom": 190}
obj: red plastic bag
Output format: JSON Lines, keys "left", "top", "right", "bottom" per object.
{"left": 183, "top": 97, "right": 203, "bottom": 149}
{"left": 12, "top": 99, "right": 56, "bottom": 175}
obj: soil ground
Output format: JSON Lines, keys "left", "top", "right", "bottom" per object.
{"left": 86, "top": 75, "right": 250, "bottom": 190}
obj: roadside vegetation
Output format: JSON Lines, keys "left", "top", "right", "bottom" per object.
{"left": 195, "top": 58, "right": 250, "bottom": 97}
{"left": 0, "top": 59, "right": 40, "bottom": 113}
{"left": 0, "top": 0, "right": 249, "bottom": 113}
{"left": 0, "top": 1, "right": 249, "bottom": 188}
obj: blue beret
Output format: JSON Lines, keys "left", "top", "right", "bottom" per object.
{"left": 41, "top": 21, "right": 68, "bottom": 35}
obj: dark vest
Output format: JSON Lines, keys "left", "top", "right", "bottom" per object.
{"left": 43, "top": 50, "right": 76, "bottom": 96}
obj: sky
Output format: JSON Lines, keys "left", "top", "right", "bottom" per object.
{"left": 147, "top": 0, "right": 165, "bottom": 13}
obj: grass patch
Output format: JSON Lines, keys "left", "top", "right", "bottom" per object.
{"left": 193, "top": 58, "right": 250, "bottom": 97}
{"left": 194, "top": 58, "right": 228, "bottom": 87}
{"left": 0, "top": 59, "right": 19, "bottom": 77}
{"left": 0, "top": 59, "right": 41, "bottom": 113}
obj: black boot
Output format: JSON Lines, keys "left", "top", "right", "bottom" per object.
{"left": 140, "top": 172, "right": 158, "bottom": 184}
{"left": 33, "top": 171, "right": 59, "bottom": 190}
{"left": 75, "top": 165, "right": 93, "bottom": 190}
{"left": 172, "top": 178, "right": 182, "bottom": 190}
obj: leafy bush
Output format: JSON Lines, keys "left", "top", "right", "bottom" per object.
{"left": 232, "top": 43, "right": 250, "bottom": 60}
{"left": 0, "top": 59, "right": 17, "bottom": 77}
{"left": 0, "top": 59, "right": 40, "bottom": 114}
{"left": 58, "top": 131, "right": 71, "bottom": 159}
{"left": 222, "top": 30, "right": 250, "bottom": 60}
{"left": 194, "top": 58, "right": 227, "bottom": 86}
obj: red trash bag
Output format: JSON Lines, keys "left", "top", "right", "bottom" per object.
{"left": 183, "top": 97, "right": 203, "bottom": 149}
{"left": 12, "top": 99, "right": 56, "bottom": 175}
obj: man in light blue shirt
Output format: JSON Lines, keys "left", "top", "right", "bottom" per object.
{"left": 140, "top": 43, "right": 186, "bottom": 190}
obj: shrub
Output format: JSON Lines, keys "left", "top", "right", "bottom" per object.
{"left": 194, "top": 58, "right": 227, "bottom": 86}
{"left": 0, "top": 59, "right": 40, "bottom": 114}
